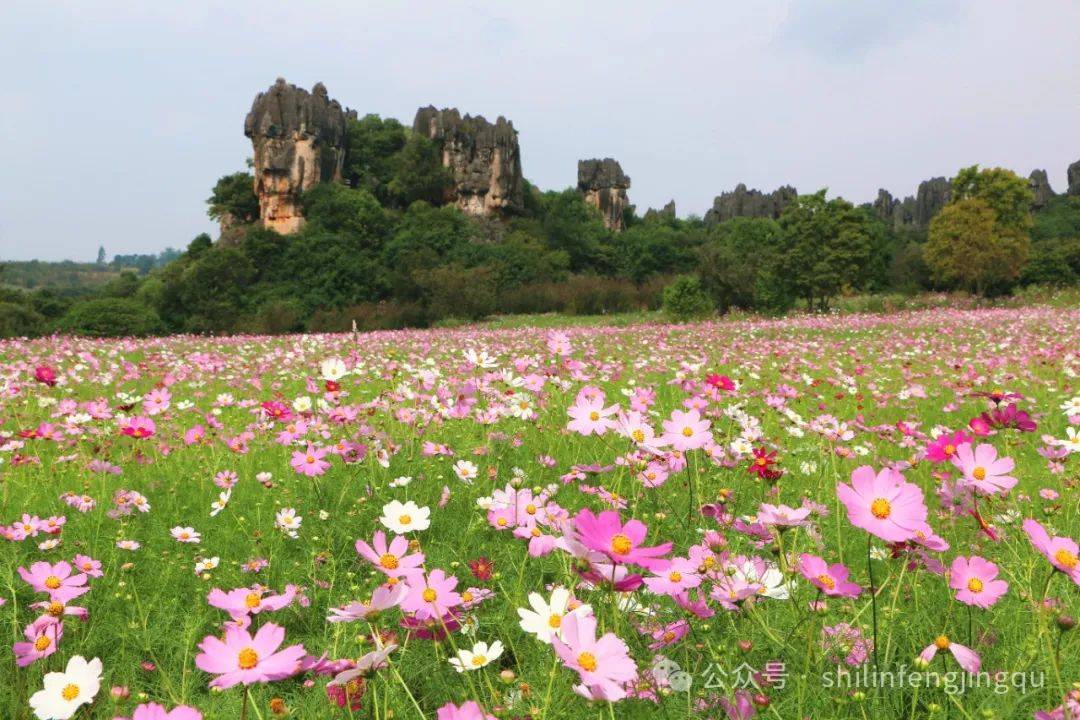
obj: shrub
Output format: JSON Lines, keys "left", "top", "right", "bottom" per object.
{"left": 661, "top": 275, "right": 713, "bottom": 320}
{"left": 0, "top": 302, "right": 45, "bottom": 338}
{"left": 57, "top": 298, "right": 163, "bottom": 337}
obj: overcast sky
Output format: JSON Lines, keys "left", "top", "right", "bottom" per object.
{"left": 2, "top": 1, "right": 1077, "bottom": 261}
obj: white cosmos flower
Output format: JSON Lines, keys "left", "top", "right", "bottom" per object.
{"left": 517, "top": 587, "right": 592, "bottom": 644}
{"left": 448, "top": 640, "right": 504, "bottom": 672}
{"left": 292, "top": 396, "right": 313, "bottom": 413}
{"left": 453, "top": 460, "right": 479, "bottom": 484}
{"left": 30, "top": 655, "right": 102, "bottom": 720}
{"left": 1058, "top": 427, "right": 1080, "bottom": 454}
{"left": 379, "top": 500, "right": 431, "bottom": 534}
{"left": 276, "top": 508, "right": 302, "bottom": 538}
{"left": 735, "top": 559, "right": 792, "bottom": 600}
{"left": 1060, "top": 396, "right": 1080, "bottom": 416}
{"left": 210, "top": 489, "right": 231, "bottom": 517}
{"left": 389, "top": 476, "right": 413, "bottom": 488}
{"left": 170, "top": 526, "right": 201, "bottom": 544}
{"left": 320, "top": 357, "right": 347, "bottom": 381}
{"left": 194, "top": 556, "right": 219, "bottom": 574}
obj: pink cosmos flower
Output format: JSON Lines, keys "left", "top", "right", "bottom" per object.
{"left": 551, "top": 612, "right": 637, "bottom": 702}
{"left": 207, "top": 585, "right": 298, "bottom": 623}
{"left": 355, "top": 531, "right": 425, "bottom": 580}
{"left": 400, "top": 570, "right": 463, "bottom": 620}
{"left": 660, "top": 409, "right": 712, "bottom": 452}
{"left": 952, "top": 443, "right": 1016, "bottom": 495}
{"left": 919, "top": 634, "right": 980, "bottom": 673}
{"left": 18, "top": 561, "right": 90, "bottom": 603}
{"left": 798, "top": 554, "right": 862, "bottom": 597}
{"left": 436, "top": 701, "right": 497, "bottom": 720}
{"left": 13, "top": 616, "right": 62, "bottom": 667}
{"left": 949, "top": 556, "right": 1008, "bottom": 608}
{"left": 1022, "top": 519, "right": 1080, "bottom": 587}
{"left": 290, "top": 444, "right": 330, "bottom": 477}
{"left": 328, "top": 584, "right": 407, "bottom": 623}
{"left": 757, "top": 503, "right": 811, "bottom": 528}
{"left": 573, "top": 508, "right": 672, "bottom": 571}
{"left": 924, "top": 431, "right": 972, "bottom": 463}
{"left": 118, "top": 703, "right": 203, "bottom": 720}
{"left": 195, "top": 622, "right": 305, "bottom": 689}
{"left": 836, "top": 466, "right": 927, "bottom": 543}
{"left": 643, "top": 557, "right": 702, "bottom": 596}
{"left": 719, "top": 690, "right": 757, "bottom": 720}
{"left": 119, "top": 416, "right": 156, "bottom": 439}
{"left": 35, "top": 365, "right": 58, "bottom": 386}
{"left": 72, "top": 555, "right": 102, "bottom": 578}
{"left": 566, "top": 396, "right": 619, "bottom": 436}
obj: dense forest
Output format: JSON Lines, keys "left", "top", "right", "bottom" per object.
{"left": 2, "top": 114, "right": 1079, "bottom": 338}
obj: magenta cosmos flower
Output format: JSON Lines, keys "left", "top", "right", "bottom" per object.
{"left": 355, "top": 531, "right": 425, "bottom": 580}
{"left": 798, "top": 554, "right": 862, "bottom": 597}
{"left": 573, "top": 508, "right": 672, "bottom": 571}
{"left": 919, "top": 634, "right": 980, "bottom": 673}
{"left": 924, "top": 431, "right": 972, "bottom": 463}
{"left": 290, "top": 444, "right": 330, "bottom": 477}
{"left": 195, "top": 622, "right": 305, "bottom": 688}
{"left": 836, "top": 466, "right": 927, "bottom": 543}
{"left": 18, "top": 561, "right": 90, "bottom": 603}
{"left": 119, "top": 416, "right": 156, "bottom": 439}
{"left": 436, "top": 701, "right": 496, "bottom": 720}
{"left": 952, "top": 443, "right": 1016, "bottom": 495}
{"left": 13, "top": 616, "right": 63, "bottom": 667}
{"left": 948, "top": 556, "right": 1008, "bottom": 608}
{"left": 400, "top": 570, "right": 463, "bottom": 620}
{"left": 1023, "top": 519, "right": 1080, "bottom": 587}
{"left": 551, "top": 612, "right": 637, "bottom": 702}
{"left": 660, "top": 409, "right": 712, "bottom": 452}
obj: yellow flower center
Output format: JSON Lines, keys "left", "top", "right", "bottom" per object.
{"left": 398, "top": 514, "right": 412, "bottom": 525}
{"left": 34, "top": 636, "right": 51, "bottom": 652}
{"left": 967, "top": 578, "right": 984, "bottom": 593}
{"left": 632, "top": 429, "right": 645, "bottom": 443}
{"left": 663, "top": 630, "right": 676, "bottom": 642}
{"left": 548, "top": 614, "right": 562, "bottom": 629}
{"left": 379, "top": 553, "right": 399, "bottom": 570}
{"left": 817, "top": 574, "right": 836, "bottom": 590}
{"left": 530, "top": 528, "right": 541, "bottom": 537}
{"left": 245, "top": 593, "right": 261, "bottom": 609}
{"left": 682, "top": 426, "right": 694, "bottom": 437}
{"left": 944, "top": 444, "right": 956, "bottom": 456}
{"left": 972, "top": 467, "right": 986, "bottom": 481}
{"left": 589, "top": 411, "right": 600, "bottom": 422}
{"left": 1055, "top": 549, "right": 1078, "bottom": 570}
{"left": 610, "top": 534, "right": 633, "bottom": 555}
{"left": 82, "top": 563, "right": 93, "bottom": 571}
{"left": 306, "top": 455, "right": 315, "bottom": 464}
{"left": 238, "top": 647, "right": 259, "bottom": 670}
{"left": 934, "top": 635, "right": 950, "bottom": 650}
{"left": 471, "top": 655, "right": 486, "bottom": 666}
{"left": 44, "top": 576, "right": 61, "bottom": 590}
{"left": 61, "top": 684, "right": 80, "bottom": 701}
{"left": 756, "top": 457, "right": 767, "bottom": 466}
{"left": 668, "top": 571, "right": 683, "bottom": 583}
{"left": 578, "top": 652, "right": 598, "bottom": 672}
{"left": 870, "top": 498, "right": 892, "bottom": 519}
{"left": 462, "top": 591, "right": 474, "bottom": 602}
{"left": 525, "top": 504, "right": 537, "bottom": 515}
{"left": 422, "top": 588, "right": 438, "bottom": 602}
{"left": 497, "top": 517, "right": 508, "bottom": 527}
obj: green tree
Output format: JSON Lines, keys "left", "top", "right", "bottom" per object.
{"left": 951, "top": 165, "right": 1033, "bottom": 235}
{"left": 58, "top": 298, "right": 163, "bottom": 337}
{"left": 301, "top": 183, "right": 391, "bottom": 240}
{"left": 207, "top": 172, "right": 259, "bottom": 224}
{"left": 344, "top": 115, "right": 408, "bottom": 204}
{"left": 388, "top": 134, "right": 452, "bottom": 207}
{"left": 924, "top": 198, "right": 1028, "bottom": 294}
{"left": 662, "top": 275, "right": 713, "bottom": 320}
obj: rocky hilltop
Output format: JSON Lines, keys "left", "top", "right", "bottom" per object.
{"left": 871, "top": 177, "right": 952, "bottom": 231}
{"left": 704, "top": 184, "right": 797, "bottom": 224}
{"left": 244, "top": 78, "right": 355, "bottom": 234}
{"left": 577, "top": 158, "right": 631, "bottom": 231}
{"left": 413, "top": 106, "right": 524, "bottom": 217}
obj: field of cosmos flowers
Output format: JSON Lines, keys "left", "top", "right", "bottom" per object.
{"left": 1, "top": 306, "right": 1079, "bottom": 720}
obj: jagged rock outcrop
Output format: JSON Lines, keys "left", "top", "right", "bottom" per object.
{"left": 644, "top": 200, "right": 676, "bottom": 222}
{"left": 704, "top": 184, "right": 797, "bottom": 224}
{"left": 577, "top": 158, "right": 631, "bottom": 231}
{"left": 1029, "top": 169, "right": 1056, "bottom": 208}
{"left": 1068, "top": 160, "right": 1080, "bottom": 196}
{"left": 413, "top": 106, "right": 523, "bottom": 216}
{"left": 244, "top": 78, "right": 354, "bottom": 234}
{"left": 873, "top": 177, "right": 951, "bottom": 231}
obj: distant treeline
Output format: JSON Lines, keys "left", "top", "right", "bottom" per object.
{"left": 1, "top": 116, "right": 1078, "bottom": 338}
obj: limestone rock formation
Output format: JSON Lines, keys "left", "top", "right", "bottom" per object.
{"left": 1068, "top": 160, "right": 1080, "bottom": 196}
{"left": 704, "top": 184, "right": 797, "bottom": 224}
{"left": 873, "top": 177, "right": 951, "bottom": 231}
{"left": 244, "top": 78, "right": 354, "bottom": 234}
{"left": 1029, "top": 169, "right": 1056, "bottom": 208}
{"left": 413, "top": 106, "right": 523, "bottom": 216}
{"left": 644, "top": 200, "right": 676, "bottom": 222}
{"left": 577, "top": 158, "right": 631, "bottom": 231}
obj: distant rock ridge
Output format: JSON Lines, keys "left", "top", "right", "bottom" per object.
{"left": 643, "top": 200, "right": 676, "bottom": 221}
{"left": 1029, "top": 169, "right": 1055, "bottom": 209}
{"left": 244, "top": 78, "right": 355, "bottom": 234}
{"left": 413, "top": 106, "right": 524, "bottom": 217}
{"left": 1068, "top": 160, "right": 1080, "bottom": 196}
{"left": 704, "top": 184, "right": 797, "bottom": 224}
{"left": 872, "top": 177, "right": 952, "bottom": 231}
{"left": 577, "top": 158, "right": 631, "bottom": 231}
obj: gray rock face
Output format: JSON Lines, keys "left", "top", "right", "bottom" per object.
{"left": 1029, "top": 169, "right": 1056, "bottom": 208}
{"left": 644, "top": 200, "right": 676, "bottom": 221}
{"left": 704, "top": 184, "right": 797, "bottom": 224}
{"left": 577, "top": 158, "right": 631, "bottom": 231}
{"left": 244, "top": 78, "right": 355, "bottom": 233}
{"left": 873, "top": 177, "right": 951, "bottom": 231}
{"left": 1068, "top": 160, "right": 1080, "bottom": 196}
{"left": 413, "top": 106, "right": 524, "bottom": 216}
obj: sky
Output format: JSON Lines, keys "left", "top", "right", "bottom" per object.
{"left": 1, "top": 1, "right": 1078, "bottom": 261}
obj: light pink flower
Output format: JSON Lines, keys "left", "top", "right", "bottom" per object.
{"left": 919, "top": 634, "right": 980, "bottom": 673}
{"left": 952, "top": 442, "right": 1016, "bottom": 495}
{"left": 195, "top": 622, "right": 305, "bottom": 688}
{"left": 551, "top": 612, "right": 637, "bottom": 702}
{"left": 949, "top": 556, "right": 1008, "bottom": 608}
{"left": 798, "top": 554, "right": 862, "bottom": 597}
{"left": 837, "top": 466, "right": 927, "bottom": 543}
